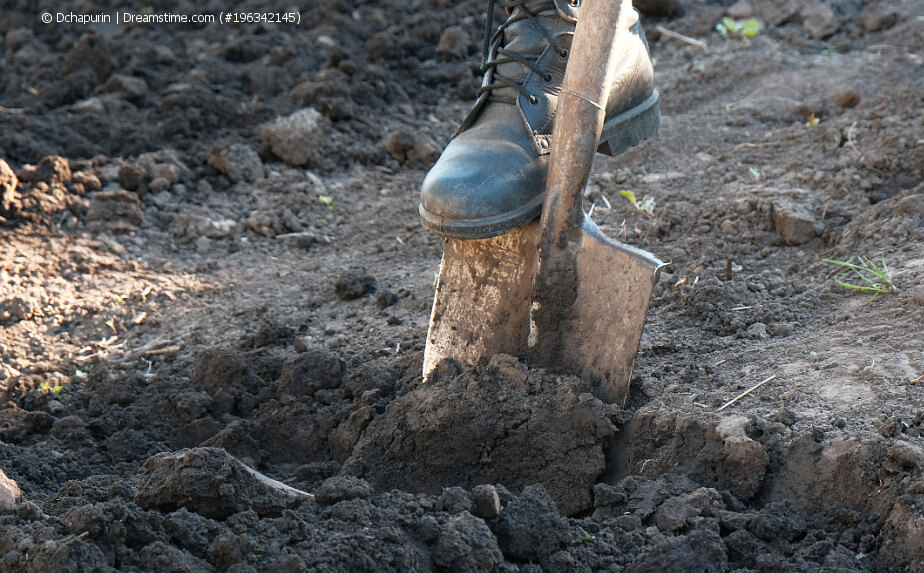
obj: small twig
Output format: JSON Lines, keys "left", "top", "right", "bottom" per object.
{"left": 118, "top": 339, "right": 176, "bottom": 362}
{"left": 0, "top": 105, "right": 25, "bottom": 114}
{"left": 731, "top": 305, "right": 755, "bottom": 311}
{"left": 718, "top": 375, "right": 777, "bottom": 411}
{"left": 275, "top": 232, "right": 313, "bottom": 239}
{"left": 845, "top": 122, "right": 864, "bottom": 160}
{"left": 655, "top": 25, "right": 708, "bottom": 50}
{"left": 600, "top": 194, "right": 612, "bottom": 210}
{"left": 145, "top": 345, "right": 181, "bottom": 356}
{"left": 732, "top": 142, "right": 777, "bottom": 152}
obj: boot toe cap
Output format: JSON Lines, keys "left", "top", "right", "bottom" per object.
{"left": 420, "top": 140, "right": 547, "bottom": 238}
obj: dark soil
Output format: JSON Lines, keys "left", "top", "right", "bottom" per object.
{"left": 1, "top": 0, "right": 923, "bottom": 571}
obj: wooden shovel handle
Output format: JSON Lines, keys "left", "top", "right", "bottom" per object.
{"left": 539, "top": 0, "right": 634, "bottom": 243}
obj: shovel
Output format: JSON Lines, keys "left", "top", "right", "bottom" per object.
{"left": 422, "top": 0, "right": 662, "bottom": 404}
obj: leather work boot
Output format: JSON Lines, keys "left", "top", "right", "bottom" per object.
{"left": 419, "top": 0, "right": 660, "bottom": 239}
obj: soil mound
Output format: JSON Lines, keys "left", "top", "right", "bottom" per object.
{"left": 343, "top": 355, "right": 618, "bottom": 515}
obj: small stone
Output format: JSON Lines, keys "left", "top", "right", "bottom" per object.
{"left": 335, "top": 269, "right": 376, "bottom": 301}
{"left": 911, "top": 286, "right": 924, "bottom": 306}
{"left": 835, "top": 90, "right": 860, "bottom": 109}
{"left": 0, "top": 467, "right": 22, "bottom": 507}
{"left": 105, "top": 74, "right": 148, "bottom": 101}
{"left": 208, "top": 142, "right": 264, "bottom": 183}
{"left": 772, "top": 199, "right": 823, "bottom": 245}
{"left": 471, "top": 485, "right": 502, "bottom": 520}
{"left": 438, "top": 26, "right": 470, "bottom": 60}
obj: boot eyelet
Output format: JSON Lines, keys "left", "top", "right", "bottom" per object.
{"left": 542, "top": 74, "right": 552, "bottom": 83}
{"left": 528, "top": 95, "right": 538, "bottom": 105}
{"left": 558, "top": 49, "right": 569, "bottom": 60}
{"left": 569, "top": 0, "right": 581, "bottom": 7}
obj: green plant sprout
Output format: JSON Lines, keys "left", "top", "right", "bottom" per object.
{"left": 749, "top": 167, "right": 761, "bottom": 180}
{"left": 823, "top": 256, "right": 896, "bottom": 297}
{"left": 805, "top": 113, "right": 820, "bottom": 127}
{"left": 318, "top": 196, "right": 334, "bottom": 210}
{"left": 619, "top": 190, "right": 656, "bottom": 217}
{"left": 716, "top": 17, "right": 760, "bottom": 38}
{"left": 822, "top": 46, "right": 837, "bottom": 56}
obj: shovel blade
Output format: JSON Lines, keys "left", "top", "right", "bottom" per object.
{"left": 422, "top": 221, "right": 540, "bottom": 378}
{"left": 423, "top": 216, "right": 661, "bottom": 405}
{"left": 545, "top": 216, "right": 662, "bottom": 404}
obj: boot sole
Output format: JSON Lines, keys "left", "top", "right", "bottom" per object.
{"left": 420, "top": 89, "right": 660, "bottom": 240}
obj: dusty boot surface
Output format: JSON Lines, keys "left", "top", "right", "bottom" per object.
{"left": 419, "top": 0, "right": 660, "bottom": 239}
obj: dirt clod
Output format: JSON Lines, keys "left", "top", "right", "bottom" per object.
{"left": 106, "top": 74, "right": 149, "bottom": 101}
{"left": 86, "top": 189, "right": 143, "bottom": 231}
{"left": 259, "top": 108, "right": 331, "bottom": 169}
{"left": 135, "top": 448, "right": 309, "bottom": 519}
{"left": 314, "top": 475, "right": 373, "bottom": 505}
{"left": 35, "top": 155, "right": 72, "bottom": 185}
{"left": 0, "top": 159, "right": 17, "bottom": 214}
{"left": 209, "top": 141, "right": 264, "bottom": 183}
{"left": 772, "top": 199, "right": 824, "bottom": 245}
{"left": 0, "top": 468, "right": 22, "bottom": 506}
{"left": 494, "top": 484, "right": 571, "bottom": 561}
{"left": 435, "top": 511, "right": 507, "bottom": 572}
{"left": 835, "top": 90, "right": 861, "bottom": 109}
{"left": 334, "top": 269, "right": 376, "bottom": 300}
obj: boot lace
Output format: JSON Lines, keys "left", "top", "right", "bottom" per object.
{"left": 479, "top": 0, "right": 564, "bottom": 105}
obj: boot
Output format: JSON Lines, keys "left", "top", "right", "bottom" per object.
{"left": 419, "top": 0, "right": 660, "bottom": 239}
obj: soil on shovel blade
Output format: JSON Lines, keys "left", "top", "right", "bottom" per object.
{"left": 1, "top": 0, "right": 922, "bottom": 571}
